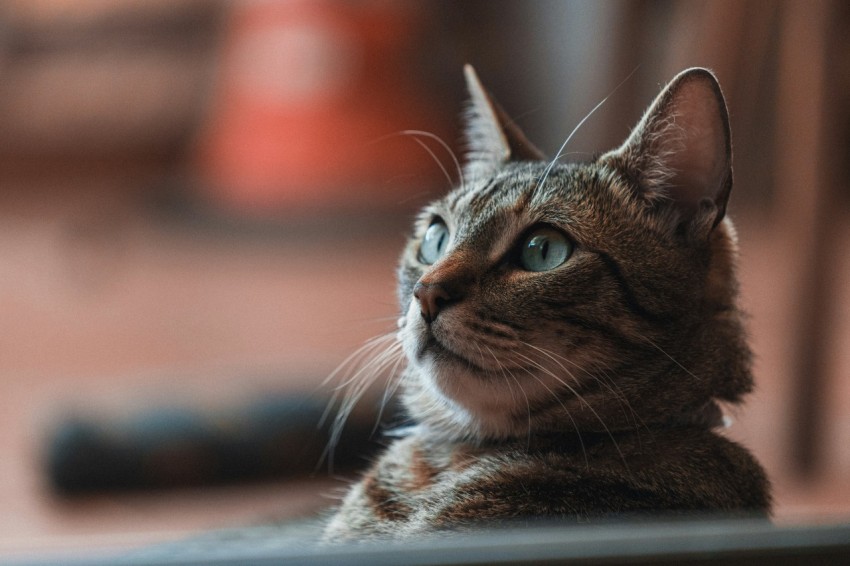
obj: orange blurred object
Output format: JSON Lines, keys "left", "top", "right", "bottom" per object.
{"left": 194, "top": 0, "right": 448, "bottom": 216}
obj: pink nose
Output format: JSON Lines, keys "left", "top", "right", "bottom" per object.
{"left": 413, "top": 282, "right": 452, "bottom": 323}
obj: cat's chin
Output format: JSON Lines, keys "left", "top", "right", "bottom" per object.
{"left": 400, "top": 354, "right": 538, "bottom": 442}
{"left": 398, "top": 306, "right": 585, "bottom": 441}
{"left": 420, "top": 335, "right": 490, "bottom": 374}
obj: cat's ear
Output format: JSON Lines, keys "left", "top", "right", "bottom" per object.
{"left": 604, "top": 68, "right": 732, "bottom": 235}
{"left": 462, "top": 64, "right": 546, "bottom": 180}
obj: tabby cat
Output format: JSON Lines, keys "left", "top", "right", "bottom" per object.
{"left": 323, "top": 66, "right": 770, "bottom": 541}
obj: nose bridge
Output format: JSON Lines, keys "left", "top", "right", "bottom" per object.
{"left": 419, "top": 248, "right": 475, "bottom": 289}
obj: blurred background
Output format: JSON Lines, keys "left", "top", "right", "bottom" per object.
{"left": 1, "top": 0, "right": 849, "bottom": 556}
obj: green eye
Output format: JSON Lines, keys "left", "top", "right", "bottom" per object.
{"left": 519, "top": 227, "right": 572, "bottom": 272}
{"left": 419, "top": 220, "right": 450, "bottom": 264}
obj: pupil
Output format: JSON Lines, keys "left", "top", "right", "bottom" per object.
{"left": 540, "top": 239, "right": 549, "bottom": 259}
{"left": 437, "top": 232, "right": 445, "bottom": 251}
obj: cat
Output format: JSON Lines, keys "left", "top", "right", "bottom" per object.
{"left": 322, "top": 65, "right": 771, "bottom": 542}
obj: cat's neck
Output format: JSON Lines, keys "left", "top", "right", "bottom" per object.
{"left": 400, "top": 362, "right": 729, "bottom": 446}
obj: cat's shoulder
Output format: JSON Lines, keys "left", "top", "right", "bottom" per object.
{"left": 631, "top": 427, "right": 771, "bottom": 510}
{"left": 527, "top": 427, "right": 771, "bottom": 514}
{"left": 422, "top": 427, "right": 771, "bottom": 518}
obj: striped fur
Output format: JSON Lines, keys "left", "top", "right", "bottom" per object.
{"left": 323, "top": 67, "right": 770, "bottom": 542}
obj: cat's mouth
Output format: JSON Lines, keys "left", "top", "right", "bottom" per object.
{"left": 420, "top": 334, "right": 488, "bottom": 374}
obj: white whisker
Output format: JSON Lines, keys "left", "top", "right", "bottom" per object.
{"left": 642, "top": 335, "right": 700, "bottom": 380}
{"left": 536, "top": 95, "right": 612, "bottom": 192}
{"left": 524, "top": 342, "right": 644, "bottom": 432}
{"left": 401, "top": 129, "right": 466, "bottom": 191}
{"left": 410, "top": 137, "right": 454, "bottom": 191}
{"left": 485, "top": 344, "right": 532, "bottom": 448}
{"left": 514, "top": 361, "right": 589, "bottom": 470}
{"left": 535, "top": 66, "right": 639, "bottom": 192}
{"left": 318, "top": 330, "right": 405, "bottom": 473}
{"left": 514, "top": 348, "right": 628, "bottom": 471}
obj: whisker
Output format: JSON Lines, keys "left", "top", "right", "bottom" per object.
{"left": 401, "top": 129, "right": 466, "bottom": 191}
{"left": 515, "top": 362, "right": 589, "bottom": 470}
{"left": 371, "top": 346, "right": 408, "bottom": 435}
{"left": 535, "top": 66, "right": 640, "bottom": 192}
{"left": 514, "top": 349, "right": 628, "bottom": 471}
{"left": 641, "top": 335, "right": 700, "bottom": 380}
{"left": 318, "top": 330, "right": 404, "bottom": 473}
{"left": 332, "top": 342, "right": 402, "bottom": 431}
{"left": 524, "top": 342, "right": 644, "bottom": 432}
{"left": 318, "top": 334, "right": 396, "bottom": 431}
{"left": 589, "top": 365, "right": 647, "bottom": 434}
{"left": 410, "top": 137, "right": 455, "bottom": 191}
{"left": 536, "top": 96, "right": 611, "bottom": 192}
{"left": 321, "top": 334, "right": 397, "bottom": 385}
{"left": 485, "top": 344, "right": 532, "bottom": 448}
{"left": 323, "top": 334, "right": 398, "bottom": 391}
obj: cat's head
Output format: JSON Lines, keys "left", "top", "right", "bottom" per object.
{"left": 396, "top": 66, "right": 752, "bottom": 442}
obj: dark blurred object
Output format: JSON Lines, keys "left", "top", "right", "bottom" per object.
{"left": 46, "top": 393, "right": 393, "bottom": 494}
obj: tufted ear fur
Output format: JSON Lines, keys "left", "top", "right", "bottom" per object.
{"left": 603, "top": 68, "right": 732, "bottom": 237}
{"left": 462, "top": 65, "right": 546, "bottom": 181}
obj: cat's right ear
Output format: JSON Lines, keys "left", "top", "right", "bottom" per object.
{"left": 462, "top": 65, "right": 546, "bottom": 181}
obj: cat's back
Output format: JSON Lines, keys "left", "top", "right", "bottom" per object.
{"left": 323, "top": 427, "right": 769, "bottom": 541}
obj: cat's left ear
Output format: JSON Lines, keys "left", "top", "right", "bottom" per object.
{"left": 603, "top": 68, "right": 732, "bottom": 235}
{"left": 462, "top": 65, "right": 546, "bottom": 181}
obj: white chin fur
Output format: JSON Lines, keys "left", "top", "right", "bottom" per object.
{"left": 399, "top": 302, "right": 532, "bottom": 441}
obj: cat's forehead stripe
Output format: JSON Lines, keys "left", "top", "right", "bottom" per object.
{"left": 511, "top": 182, "right": 537, "bottom": 214}
{"left": 445, "top": 187, "right": 465, "bottom": 211}
{"left": 448, "top": 178, "right": 498, "bottom": 217}
{"left": 449, "top": 190, "right": 476, "bottom": 217}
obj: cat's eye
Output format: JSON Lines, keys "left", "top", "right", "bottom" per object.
{"left": 519, "top": 227, "right": 572, "bottom": 272}
{"left": 419, "top": 220, "right": 450, "bottom": 265}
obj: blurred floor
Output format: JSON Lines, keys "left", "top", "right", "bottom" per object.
{"left": 1, "top": 182, "right": 849, "bottom": 552}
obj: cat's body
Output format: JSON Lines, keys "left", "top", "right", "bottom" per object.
{"left": 324, "top": 426, "right": 767, "bottom": 539}
{"left": 323, "top": 66, "right": 770, "bottom": 542}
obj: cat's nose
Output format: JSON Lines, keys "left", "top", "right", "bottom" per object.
{"left": 413, "top": 282, "right": 452, "bottom": 323}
